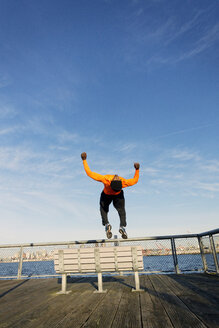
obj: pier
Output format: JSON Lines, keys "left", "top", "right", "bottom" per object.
{"left": 0, "top": 273, "right": 219, "bottom": 327}
{"left": 0, "top": 228, "right": 218, "bottom": 327}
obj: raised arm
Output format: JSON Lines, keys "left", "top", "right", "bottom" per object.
{"left": 122, "top": 163, "right": 140, "bottom": 187}
{"left": 81, "top": 152, "right": 105, "bottom": 182}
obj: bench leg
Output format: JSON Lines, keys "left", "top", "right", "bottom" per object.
{"left": 132, "top": 271, "right": 144, "bottom": 292}
{"left": 94, "top": 272, "right": 107, "bottom": 294}
{"left": 57, "top": 273, "right": 71, "bottom": 295}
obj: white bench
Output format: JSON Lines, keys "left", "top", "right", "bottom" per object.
{"left": 54, "top": 245, "right": 144, "bottom": 294}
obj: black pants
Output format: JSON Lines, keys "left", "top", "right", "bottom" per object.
{"left": 100, "top": 190, "right": 126, "bottom": 227}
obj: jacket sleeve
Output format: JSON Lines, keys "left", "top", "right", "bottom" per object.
{"left": 122, "top": 169, "right": 139, "bottom": 188}
{"left": 82, "top": 160, "right": 106, "bottom": 183}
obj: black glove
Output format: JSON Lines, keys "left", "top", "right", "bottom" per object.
{"left": 134, "top": 163, "right": 140, "bottom": 170}
{"left": 81, "top": 152, "right": 87, "bottom": 160}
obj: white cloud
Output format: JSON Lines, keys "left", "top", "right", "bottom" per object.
{"left": 197, "top": 182, "right": 219, "bottom": 192}
{"left": 134, "top": 145, "right": 219, "bottom": 199}
{"left": 0, "top": 145, "right": 78, "bottom": 179}
{"left": 200, "top": 160, "right": 219, "bottom": 173}
{"left": 175, "top": 23, "right": 219, "bottom": 62}
{"left": 0, "top": 127, "right": 18, "bottom": 136}
{"left": 152, "top": 124, "right": 216, "bottom": 140}
{"left": 171, "top": 149, "right": 201, "bottom": 161}
{"left": 57, "top": 131, "right": 79, "bottom": 143}
{"left": 0, "top": 104, "right": 17, "bottom": 118}
{"left": 147, "top": 21, "right": 219, "bottom": 66}
{"left": 0, "top": 74, "right": 12, "bottom": 88}
{"left": 125, "top": 2, "right": 219, "bottom": 68}
{"left": 141, "top": 167, "right": 160, "bottom": 176}
{"left": 164, "top": 9, "right": 206, "bottom": 46}
{"left": 117, "top": 142, "right": 137, "bottom": 153}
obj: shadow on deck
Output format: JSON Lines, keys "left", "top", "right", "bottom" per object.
{"left": 0, "top": 273, "right": 219, "bottom": 328}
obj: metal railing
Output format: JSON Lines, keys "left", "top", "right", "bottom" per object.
{"left": 0, "top": 228, "right": 218, "bottom": 279}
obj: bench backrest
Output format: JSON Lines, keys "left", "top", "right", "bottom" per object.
{"left": 54, "top": 246, "right": 143, "bottom": 273}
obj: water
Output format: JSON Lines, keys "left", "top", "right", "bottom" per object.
{"left": 0, "top": 253, "right": 217, "bottom": 278}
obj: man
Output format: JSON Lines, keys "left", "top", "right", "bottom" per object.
{"left": 81, "top": 152, "right": 140, "bottom": 239}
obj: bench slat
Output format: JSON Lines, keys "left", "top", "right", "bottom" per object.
{"left": 54, "top": 256, "right": 142, "bottom": 265}
{"left": 54, "top": 246, "right": 142, "bottom": 254}
{"left": 54, "top": 250, "right": 142, "bottom": 260}
{"left": 54, "top": 261, "right": 143, "bottom": 272}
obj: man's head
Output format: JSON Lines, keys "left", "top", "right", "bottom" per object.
{"left": 111, "top": 175, "right": 122, "bottom": 192}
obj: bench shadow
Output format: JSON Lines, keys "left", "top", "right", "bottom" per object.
{"left": 168, "top": 273, "right": 219, "bottom": 306}
{"left": 57, "top": 275, "right": 135, "bottom": 291}
{"left": 59, "top": 273, "right": 219, "bottom": 314}
{"left": 141, "top": 273, "right": 219, "bottom": 327}
{"left": 56, "top": 272, "right": 219, "bottom": 327}
{"left": 0, "top": 279, "right": 29, "bottom": 299}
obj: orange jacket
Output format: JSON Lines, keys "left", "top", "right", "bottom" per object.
{"left": 82, "top": 160, "right": 139, "bottom": 195}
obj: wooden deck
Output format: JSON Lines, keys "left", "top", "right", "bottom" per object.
{"left": 0, "top": 273, "right": 219, "bottom": 328}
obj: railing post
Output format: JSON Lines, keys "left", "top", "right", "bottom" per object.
{"left": 198, "top": 236, "right": 208, "bottom": 272}
{"left": 17, "top": 246, "right": 23, "bottom": 279}
{"left": 209, "top": 234, "right": 219, "bottom": 274}
{"left": 171, "top": 238, "right": 180, "bottom": 274}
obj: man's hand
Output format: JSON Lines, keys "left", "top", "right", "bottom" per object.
{"left": 81, "top": 152, "right": 87, "bottom": 160}
{"left": 134, "top": 162, "right": 140, "bottom": 170}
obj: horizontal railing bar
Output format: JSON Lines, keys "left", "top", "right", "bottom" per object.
{"left": 0, "top": 275, "right": 59, "bottom": 279}
{"left": 0, "top": 228, "right": 218, "bottom": 249}
{"left": 0, "top": 234, "right": 198, "bottom": 248}
{"left": 198, "top": 228, "right": 219, "bottom": 237}
{"left": 0, "top": 276, "right": 19, "bottom": 279}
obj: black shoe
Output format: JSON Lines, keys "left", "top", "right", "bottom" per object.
{"left": 105, "top": 224, "right": 112, "bottom": 239}
{"left": 119, "top": 226, "right": 128, "bottom": 239}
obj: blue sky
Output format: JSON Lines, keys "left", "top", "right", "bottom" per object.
{"left": 0, "top": 0, "right": 218, "bottom": 244}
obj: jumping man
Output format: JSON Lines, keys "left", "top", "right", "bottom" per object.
{"left": 81, "top": 152, "right": 140, "bottom": 239}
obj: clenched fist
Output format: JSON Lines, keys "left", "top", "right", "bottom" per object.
{"left": 81, "top": 152, "right": 87, "bottom": 160}
{"left": 134, "top": 162, "right": 140, "bottom": 170}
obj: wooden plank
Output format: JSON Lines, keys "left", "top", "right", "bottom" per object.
{"left": 171, "top": 273, "right": 219, "bottom": 304}
{"left": 111, "top": 276, "right": 142, "bottom": 328}
{"left": 22, "top": 277, "right": 114, "bottom": 328}
{"left": 99, "top": 246, "right": 142, "bottom": 254}
{"left": 58, "top": 276, "right": 124, "bottom": 328}
{"left": 54, "top": 257, "right": 143, "bottom": 265}
{"left": 168, "top": 274, "right": 219, "bottom": 307}
{"left": 55, "top": 262, "right": 143, "bottom": 273}
{"left": 0, "top": 277, "right": 92, "bottom": 328}
{"left": 55, "top": 256, "right": 130, "bottom": 264}
{"left": 0, "top": 279, "right": 24, "bottom": 293}
{"left": 54, "top": 247, "right": 142, "bottom": 256}
{"left": 58, "top": 249, "right": 64, "bottom": 272}
{"left": 0, "top": 278, "right": 61, "bottom": 325}
{"left": 139, "top": 275, "right": 174, "bottom": 328}
{"left": 64, "top": 253, "right": 142, "bottom": 261}
{"left": 0, "top": 274, "right": 219, "bottom": 328}
{"left": 80, "top": 276, "right": 125, "bottom": 328}
{"left": 162, "top": 274, "right": 219, "bottom": 302}
{"left": 57, "top": 263, "right": 131, "bottom": 271}
{"left": 161, "top": 274, "right": 219, "bottom": 328}
{"left": 149, "top": 275, "right": 207, "bottom": 328}
{"left": 98, "top": 246, "right": 142, "bottom": 252}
